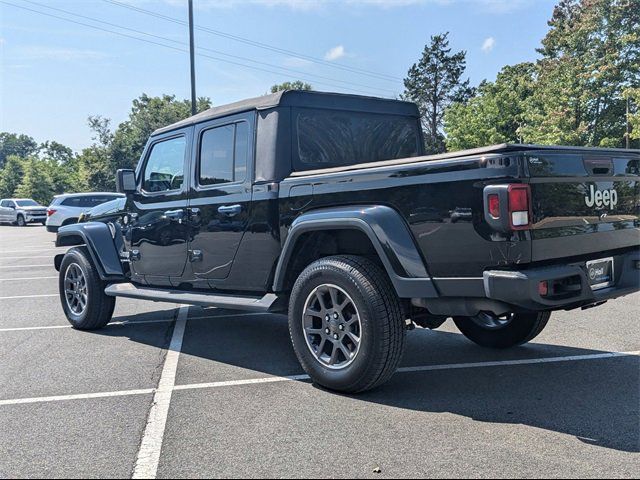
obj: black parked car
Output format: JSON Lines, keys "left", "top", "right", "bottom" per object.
{"left": 53, "top": 90, "right": 640, "bottom": 393}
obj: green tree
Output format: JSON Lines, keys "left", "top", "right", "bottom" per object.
{"left": 270, "top": 81, "right": 313, "bottom": 93}
{"left": 15, "top": 157, "right": 54, "bottom": 205}
{"left": 522, "top": 0, "right": 640, "bottom": 147}
{"left": 110, "top": 93, "right": 211, "bottom": 172}
{"left": 0, "top": 133, "right": 39, "bottom": 169}
{"left": 40, "top": 140, "right": 74, "bottom": 164}
{"left": 623, "top": 87, "right": 640, "bottom": 142}
{"left": 444, "top": 63, "right": 536, "bottom": 150}
{"left": 78, "top": 116, "right": 116, "bottom": 191}
{"left": 0, "top": 155, "right": 27, "bottom": 198}
{"left": 402, "top": 32, "right": 473, "bottom": 153}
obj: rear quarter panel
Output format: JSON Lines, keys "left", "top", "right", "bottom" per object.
{"left": 280, "top": 154, "right": 529, "bottom": 278}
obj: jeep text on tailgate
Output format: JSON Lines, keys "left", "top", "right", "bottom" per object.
{"left": 53, "top": 91, "right": 640, "bottom": 393}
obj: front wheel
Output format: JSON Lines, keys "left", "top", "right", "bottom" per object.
{"left": 289, "top": 255, "right": 406, "bottom": 394}
{"left": 453, "top": 311, "right": 551, "bottom": 349}
{"left": 59, "top": 247, "right": 115, "bottom": 330}
{"left": 16, "top": 215, "right": 26, "bottom": 227}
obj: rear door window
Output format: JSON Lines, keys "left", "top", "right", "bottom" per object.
{"left": 198, "top": 122, "right": 248, "bottom": 186}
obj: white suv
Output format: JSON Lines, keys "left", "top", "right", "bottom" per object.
{"left": 46, "top": 192, "right": 125, "bottom": 232}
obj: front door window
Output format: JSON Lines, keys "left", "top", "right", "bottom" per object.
{"left": 142, "top": 137, "right": 186, "bottom": 193}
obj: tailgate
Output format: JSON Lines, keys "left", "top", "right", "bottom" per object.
{"left": 528, "top": 152, "right": 640, "bottom": 262}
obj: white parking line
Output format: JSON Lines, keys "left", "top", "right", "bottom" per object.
{"left": 0, "top": 388, "right": 155, "bottom": 406}
{"left": 132, "top": 306, "right": 188, "bottom": 480}
{"left": 173, "top": 374, "right": 311, "bottom": 392}
{"left": 0, "top": 276, "right": 57, "bottom": 281}
{"left": 0, "top": 294, "right": 58, "bottom": 300}
{"left": 0, "top": 318, "right": 176, "bottom": 333}
{"left": 0, "top": 264, "right": 52, "bottom": 269}
{"left": 396, "top": 350, "right": 640, "bottom": 373}
{"left": 0, "top": 248, "right": 58, "bottom": 253}
{"left": 0, "top": 312, "right": 273, "bottom": 332}
{"left": 0, "top": 350, "right": 637, "bottom": 408}
{"left": 0, "top": 256, "right": 55, "bottom": 260}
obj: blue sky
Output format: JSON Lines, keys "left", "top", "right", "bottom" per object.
{"left": 1, "top": 0, "right": 557, "bottom": 152}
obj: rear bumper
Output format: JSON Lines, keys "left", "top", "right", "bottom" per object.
{"left": 484, "top": 250, "right": 640, "bottom": 311}
{"left": 46, "top": 225, "right": 59, "bottom": 233}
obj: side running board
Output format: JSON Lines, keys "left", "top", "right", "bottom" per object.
{"left": 104, "top": 283, "right": 279, "bottom": 312}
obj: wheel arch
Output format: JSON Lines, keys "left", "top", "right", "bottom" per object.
{"left": 61, "top": 217, "right": 79, "bottom": 226}
{"left": 55, "top": 222, "right": 125, "bottom": 281}
{"left": 272, "top": 205, "right": 437, "bottom": 298}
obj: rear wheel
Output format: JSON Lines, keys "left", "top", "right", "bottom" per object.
{"left": 453, "top": 311, "right": 551, "bottom": 349}
{"left": 289, "top": 255, "right": 406, "bottom": 393}
{"left": 59, "top": 247, "right": 115, "bottom": 330}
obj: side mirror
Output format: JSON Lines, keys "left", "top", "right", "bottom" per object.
{"left": 116, "top": 169, "right": 137, "bottom": 194}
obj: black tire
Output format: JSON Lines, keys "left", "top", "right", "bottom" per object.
{"left": 453, "top": 311, "right": 551, "bottom": 349}
{"left": 289, "top": 255, "right": 406, "bottom": 393}
{"left": 59, "top": 247, "right": 116, "bottom": 330}
{"left": 40, "top": 220, "right": 47, "bottom": 226}
{"left": 16, "top": 215, "right": 26, "bottom": 227}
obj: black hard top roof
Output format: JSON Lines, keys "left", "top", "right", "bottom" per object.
{"left": 153, "top": 90, "right": 420, "bottom": 136}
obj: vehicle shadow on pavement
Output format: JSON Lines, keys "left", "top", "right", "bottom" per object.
{"left": 99, "top": 309, "right": 639, "bottom": 454}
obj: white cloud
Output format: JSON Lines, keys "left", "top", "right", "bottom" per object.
{"left": 18, "top": 46, "right": 108, "bottom": 61}
{"left": 324, "top": 45, "right": 346, "bottom": 61}
{"left": 283, "top": 56, "right": 314, "bottom": 67}
{"left": 481, "top": 36, "right": 495, "bottom": 53}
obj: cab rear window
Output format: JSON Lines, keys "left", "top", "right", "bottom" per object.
{"left": 293, "top": 108, "right": 422, "bottom": 171}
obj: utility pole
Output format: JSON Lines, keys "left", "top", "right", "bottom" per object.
{"left": 188, "top": 0, "right": 197, "bottom": 116}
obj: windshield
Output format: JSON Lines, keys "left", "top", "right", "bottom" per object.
{"left": 15, "top": 200, "right": 39, "bottom": 207}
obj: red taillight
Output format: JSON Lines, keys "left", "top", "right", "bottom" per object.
{"left": 47, "top": 208, "right": 56, "bottom": 216}
{"left": 538, "top": 280, "right": 549, "bottom": 297}
{"left": 488, "top": 194, "right": 500, "bottom": 218}
{"left": 508, "top": 184, "right": 531, "bottom": 230}
{"left": 509, "top": 186, "right": 528, "bottom": 211}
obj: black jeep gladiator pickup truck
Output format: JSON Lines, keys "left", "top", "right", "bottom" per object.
{"left": 54, "top": 90, "right": 640, "bottom": 393}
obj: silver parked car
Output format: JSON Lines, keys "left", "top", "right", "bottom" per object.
{"left": 46, "top": 192, "right": 125, "bottom": 232}
{"left": 0, "top": 198, "right": 48, "bottom": 226}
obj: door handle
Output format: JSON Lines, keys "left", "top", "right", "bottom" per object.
{"left": 218, "top": 204, "right": 242, "bottom": 217}
{"left": 164, "top": 209, "right": 185, "bottom": 223}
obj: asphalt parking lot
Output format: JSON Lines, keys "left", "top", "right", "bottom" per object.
{"left": 0, "top": 225, "right": 638, "bottom": 479}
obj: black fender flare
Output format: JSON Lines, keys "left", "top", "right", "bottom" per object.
{"left": 272, "top": 205, "right": 438, "bottom": 298}
{"left": 55, "top": 222, "right": 125, "bottom": 281}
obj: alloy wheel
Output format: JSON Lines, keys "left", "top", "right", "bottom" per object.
{"left": 302, "top": 284, "right": 362, "bottom": 370}
{"left": 469, "top": 311, "right": 514, "bottom": 330}
{"left": 64, "top": 263, "right": 88, "bottom": 315}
